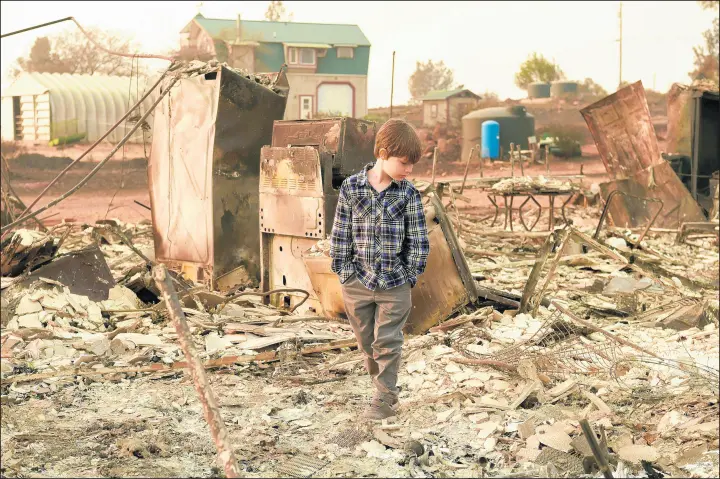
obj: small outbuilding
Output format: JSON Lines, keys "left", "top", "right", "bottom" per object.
{"left": 420, "top": 88, "right": 481, "bottom": 127}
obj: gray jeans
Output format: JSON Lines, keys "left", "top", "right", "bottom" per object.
{"left": 341, "top": 274, "right": 412, "bottom": 404}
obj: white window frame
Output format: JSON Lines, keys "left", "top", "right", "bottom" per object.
{"left": 299, "top": 48, "right": 316, "bottom": 65}
{"left": 287, "top": 47, "right": 298, "bottom": 64}
{"left": 336, "top": 47, "right": 354, "bottom": 59}
{"left": 430, "top": 104, "right": 438, "bottom": 118}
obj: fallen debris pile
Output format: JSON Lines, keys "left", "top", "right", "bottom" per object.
{"left": 491, "top": 176, "right": 578, "bottom": 194}
{"left": 1, "top": 207, "right": 718, "bottom": 477}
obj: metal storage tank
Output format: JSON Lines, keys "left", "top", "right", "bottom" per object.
{"left": 480, "top": 121, "right": 500, "bottom": 159}
{"left": 462, "top": 106, "right": 535, "bottom": 161}
{"left": 550, "top": 81, "right": 579, "bottom": 98}
{"left": 528, "top": 82, "right": 551, "bottom": 99}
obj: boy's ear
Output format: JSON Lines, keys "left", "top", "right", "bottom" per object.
{"left": 378, "top": 148, "right": 388, "bottom": 160}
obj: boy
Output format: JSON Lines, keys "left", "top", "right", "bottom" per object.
{"left": 330, "top": 119, "right": 430, "bottom": 420}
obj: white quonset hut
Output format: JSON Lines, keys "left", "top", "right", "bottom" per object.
{"left": 1, "top": 72, "right": 158, "bottom": 144}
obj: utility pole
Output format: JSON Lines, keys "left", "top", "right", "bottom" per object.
{"left": 390, "top": 51, "right": 396, "bottom": 118}
{"left": 618, "top": 1, "right": 623, "bottom": 90}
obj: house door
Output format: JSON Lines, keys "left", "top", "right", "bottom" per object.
{"left": 299, "top": 95, "right": 313, "bottom": 119}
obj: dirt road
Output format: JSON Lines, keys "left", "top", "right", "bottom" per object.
{"left": 4, "top": 145, "right": 608, "bottom": 227}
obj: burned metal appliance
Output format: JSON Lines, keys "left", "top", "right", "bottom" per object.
{"left": 259, "top": 117, "right": 479, "bottom": 334}
{"left": 258, "top": 118, "right": 376, "bottom": 311}
{"left": 148, "top": 65, "right": 289, "bottom": 291}
{"left": 666, "top": 84, "right": 720, "bottom": 214}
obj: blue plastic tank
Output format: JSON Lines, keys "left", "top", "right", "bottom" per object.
{"left": 481, "top": 121, "right": 500, "bottom": 159}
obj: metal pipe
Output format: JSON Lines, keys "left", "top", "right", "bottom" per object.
{"left": 1, "top": 17, "right": 73, "bottom": 37}
{"left": 510, "top": 142, "right": 515, "bottom": 177}
{"left": 691, "top": 95, "right": 702, "bottom": 201}
{"left": 133, "top": 200, "right": 152, "bottom": 211}
{"left": 459, "top": 146, "right": 476, "bottom": 194}
{"left": 431, "top": 146, "right": 438, "bottom": 187}
{"left": 390, "top": 51, "right": 396, "bottom": 118}
{"left": 580, "top": 419, "right": 614, "bottom": 479}
{"left": 153, "top": 265, "right": 241, "bottom": 478}
{"left": 593, "top": 189, "right": 663, "bottom": 247}
{"left": 517, "top": 144, "right": 524, "bottom": 176}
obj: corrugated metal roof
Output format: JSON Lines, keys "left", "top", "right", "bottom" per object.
{"left": 1, "top": 72, "right": 157, "bottom": 143}
{"left": 193, "top": 15, "right": 371, "bottom": 46}
{"left": 420, "top": 88, "right": 480, "bottom": 101}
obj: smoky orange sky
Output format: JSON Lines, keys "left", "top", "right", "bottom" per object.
{"left": 1, "top": 1, "right": 717, "bottom": 107}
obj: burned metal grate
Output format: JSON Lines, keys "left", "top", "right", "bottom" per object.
{"left": 327, "top": 426, "right": 372, "bottom": 449}
{"left": 451, "top": 308, "right": 720, "bottom": 393}
{"left": 451, "top": 309, "right": 625, "bottom": 380}
{"left": 275, "top": 454, "right": 328, "bottom": 478}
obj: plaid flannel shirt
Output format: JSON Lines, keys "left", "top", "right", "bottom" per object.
{"left": 330, "top": 164, "right": 430, "bottom": 291}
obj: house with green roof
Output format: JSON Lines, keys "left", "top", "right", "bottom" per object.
{"left": 420, "top": 88, "right": 480, "bottom": 127}
{"left": 180, "top": 14, "right": 370, "bottom": 120}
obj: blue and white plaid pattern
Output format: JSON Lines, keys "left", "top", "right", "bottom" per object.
{"left": 330, "top": 164, "right": 430, "bottom": 291}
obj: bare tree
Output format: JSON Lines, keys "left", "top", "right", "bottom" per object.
{"left": 408, "top": 60, "right": 455, "bottom": 103}
{"left": 265, "top": 1, "right": 294, "bottom": 22}
{"left": 54, "top": 27, "right": 140, "bottom": 76}
{"left": 12, "top": 27, "right": 141, "bottom": 78}
{"left": 170, "top": 44, "right": 216, "bottom": 63}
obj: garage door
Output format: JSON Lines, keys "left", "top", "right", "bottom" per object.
{"left": 317, "top": 83, "right": 353, "bottom": 117}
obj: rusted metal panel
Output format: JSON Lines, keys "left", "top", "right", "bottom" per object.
{"left": 580, "top": 81, "right": 660, "bottom": 179}
{"left": 259, "top": 146, "right": 325, "bottom": 237}
{"left": 599, "top": 162, "right": 705, "bottom": 228}
{"left": 302, "top": 197, "right": 477, "bottom": 335}
{"left": 211, "top": 68, "right": 289, "bottom": 283}
{"left": 148, "top": 66, "right": 289, "bottom": 289}
{"left": 20, "top": 247, "right": 115, "bottom": 301}
{"left": 270, "top": 118, "right": 376, "bottom": 178}
{"left": 270, "top": 118, "right": 377, "bottom": 225}
{"left": 582, "top": 81, "right": 705, "bottom": 228}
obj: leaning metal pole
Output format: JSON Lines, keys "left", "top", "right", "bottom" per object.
{"left": 153, "top": 265, "right": 241, "bottom": 478}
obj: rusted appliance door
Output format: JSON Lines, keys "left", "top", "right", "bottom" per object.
{"left": 149, "top": 74, "right": 218, "bottom": 268}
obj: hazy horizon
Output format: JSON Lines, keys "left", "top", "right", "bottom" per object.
{"left": 1, "top": 1, "right": 716, "bottom": 108}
